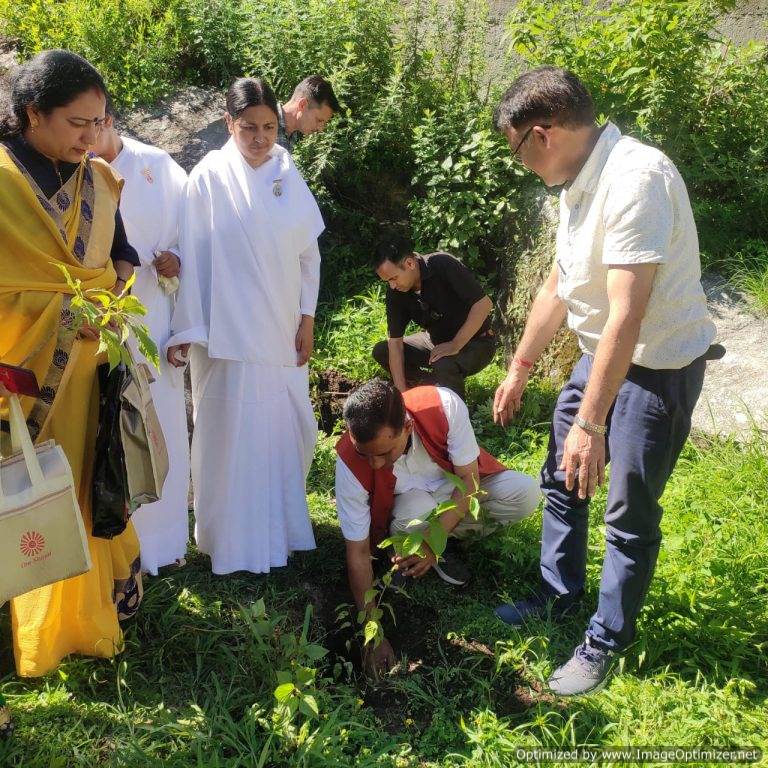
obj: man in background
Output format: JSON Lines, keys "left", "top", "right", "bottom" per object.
{"left": 277, "top": 75, "right": 340, "bottom": 153}
{"left": 372, "top": 232, "right": 495, "bottom": 401}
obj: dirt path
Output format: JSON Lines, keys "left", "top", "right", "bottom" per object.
{"left": 694, "top": 274, "right": 768, "bottom": 439}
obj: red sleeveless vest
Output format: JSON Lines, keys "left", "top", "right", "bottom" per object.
{"left": 335, "top": 386, "right": 507, "bottom": 549}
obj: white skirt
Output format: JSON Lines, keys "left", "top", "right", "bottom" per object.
{"left": 128, "top": 275, "right": 191, "bottom": 576}
{"left": 189, "top": 349, "right": 317, "bottom": 574}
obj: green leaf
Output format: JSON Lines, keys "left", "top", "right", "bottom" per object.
{"left": 274, "top": 683, "right": 296, "bottom": 703}
{"left": 469, "top": 496, "right": 481, "bottom": 521}
{"left": 425, "top": 519, "right": 448, "bottom": 557}
{"left": 363, "top": 620, "right": 380, "bottom": 646}
{"left": 299, "top": 694, "right": 319, "bottom": 718}
{"left": 400, "top": 532, "right": 424, "bottom": 556}
{"left": 442, "top": 470, "right": 467, "bottom": 495}
{"left": 251, "top": 598, "right": 266, "bottom": 618}
{"left": 440, "top": 155, "right": 453, "bottom": 170}
{"left": 303, "top": 644, "right": 328, "bottom": 662}
{"left": 363, "top": 588, "right": 378, "bottom": 605}
{"left": 275, "top": 670, "right": 292, "bottom": 685}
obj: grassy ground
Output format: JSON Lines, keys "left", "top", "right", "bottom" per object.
{"left": 1, "top": 287, "right": 767, "bottom": 766}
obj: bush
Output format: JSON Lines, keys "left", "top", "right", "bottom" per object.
{"left": 504, "top": 0, "right": 768, "bottom": 256}
{"left": 409, "top": 103, "right": 525, "bottom": 271}
{"left": 1, "top": 0, "right": 180, "bottom": 106}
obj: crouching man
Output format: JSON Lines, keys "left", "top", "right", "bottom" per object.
{"left": 335, "top": 378, "right": 540, "bottom": 675}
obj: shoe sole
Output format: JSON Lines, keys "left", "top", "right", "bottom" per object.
{"left": 432, "top": 562, "right": 468, "bottom": 586}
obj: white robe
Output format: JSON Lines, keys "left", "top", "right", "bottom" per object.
{"left": 112, "top": 136, "right": 191, "bottom": 575}
{"left": 168, "top": 138, "right": 323, "bottom": 574}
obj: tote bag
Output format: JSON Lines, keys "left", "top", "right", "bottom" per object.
{"left": 120, "top": 357, "right": 169, "bottom": 507}
{"left": 0, "top": 395, "right": 91, "bottom": 604}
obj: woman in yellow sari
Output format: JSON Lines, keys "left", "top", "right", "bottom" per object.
{"left": 0, "top": 49, "right": 143, "bottom": 677}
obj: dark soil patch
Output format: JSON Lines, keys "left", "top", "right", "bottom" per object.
{"left": 314, "top": 369, "right": 360, "bottom": 434}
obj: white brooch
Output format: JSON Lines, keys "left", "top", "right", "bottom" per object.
{"left": 272, "top": 178, "right": 283, "bottom": 197}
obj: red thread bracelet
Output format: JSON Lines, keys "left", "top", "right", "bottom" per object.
{"left": 513, "top": 357, "right": 533, "bottom": 370}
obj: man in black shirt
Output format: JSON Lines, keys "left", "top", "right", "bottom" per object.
{"left": 372, "top": 233, "right": 495, "bottom": 400}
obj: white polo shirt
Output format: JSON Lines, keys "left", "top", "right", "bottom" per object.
{"left": 557, "top": 122, "right": 715, "bottom": 369}
{"left": 335, "top": 387, "right": 479, "bottom": 541}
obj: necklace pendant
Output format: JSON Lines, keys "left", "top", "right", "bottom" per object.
{"left": 272, "top": 178, "right": 283, "bottom": 197}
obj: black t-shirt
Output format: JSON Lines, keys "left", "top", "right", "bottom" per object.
{"left": 1, "top": 135, "right": 140, "bottom": 266}
{"left": 385, "top": 252, "right": 491, "bottom": 344}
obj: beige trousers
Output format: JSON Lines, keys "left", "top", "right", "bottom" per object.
{"left": 390, "top": 470, "right": 540, "bottom": 538}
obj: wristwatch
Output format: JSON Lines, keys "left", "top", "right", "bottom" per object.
{"left": 575, "top": 414, "right": 607, "bottom": 436}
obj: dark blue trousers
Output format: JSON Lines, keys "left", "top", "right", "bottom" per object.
{"left": 539, "top": 353, "right": 706, "bottom": 652}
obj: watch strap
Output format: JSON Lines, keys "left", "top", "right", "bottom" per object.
{"left": 575, "top": 414, "right": 607, "bottom": 436}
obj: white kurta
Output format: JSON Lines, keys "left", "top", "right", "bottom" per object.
{"left": 112, "top": 136, "right": 191, "bottom": 575}
{"left": 168, "top": 138, "right": 323, "bottom": 574}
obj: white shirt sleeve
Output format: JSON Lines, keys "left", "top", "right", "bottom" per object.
{"left": 602, "top": 169, "right": 674, "bottom": 265}
{"left": 438, "top": 387, "right": 480, "bottom": 467}
{"left": 299, "top": 239, "right": 321, "bottom": 317}
{"left": 334, "top": 457, "right": 372, "bottom": 542}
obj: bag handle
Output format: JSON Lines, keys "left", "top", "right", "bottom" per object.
{"left": 0, "top": 394, "right": 46, "bottom": 495}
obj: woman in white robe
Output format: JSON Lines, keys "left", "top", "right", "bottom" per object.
{"left": 167, "top": 77, "right": 322, "bottom": 575}
{"left": 94, "top": 121, "right": 192, "bottom": 575}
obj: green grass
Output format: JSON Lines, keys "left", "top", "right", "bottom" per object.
{"left": 2, "top": 290, "right": 767, "bottom": 766}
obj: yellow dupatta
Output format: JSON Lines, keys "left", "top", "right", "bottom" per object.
{"left": 0, "top": 145, "right": 143, "bottom": 677}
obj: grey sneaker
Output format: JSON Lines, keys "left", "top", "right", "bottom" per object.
{"left": 432, "top": 540, "right": 470, "bottom": 586}
{"left": 547, "top": 636, "right": 615, "bottom": 697}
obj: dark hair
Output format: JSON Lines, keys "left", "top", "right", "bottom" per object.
{"left": 373, "top": 231, "right": 414, "bottom": 269}
{"left": 493, "top": 66, "right": 595, "bottom": 133}
{"left": 226, "top": 77, "right": 279, "bottom": 120}
{"left": 292, "top": 75, "right": 340, "bottom": 113}
{"left": 343, "top": 378, "right": 406, "bottom": 443}
{"left": 0, "top": 49, "right": 109, "bottom": 140}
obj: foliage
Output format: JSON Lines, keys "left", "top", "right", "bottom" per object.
{"left": 409, "top": 106, "right": 525, "bottom": 270}
{"left": 505, "top": 0, "right": 768, "bottom": 256}
{"left": 0, "top": 0, "right": 180, "bottom": 106}
{"left": 57, "top": 266, "right": 159, "bottom": 370}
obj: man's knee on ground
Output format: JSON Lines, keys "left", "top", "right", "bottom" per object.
{"left": 431, "top": 356, "right": 462, "bottom": 376}
{"left": 372, "top": 340, "right": 389, "bottom": 368}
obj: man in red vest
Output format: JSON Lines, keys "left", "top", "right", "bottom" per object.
{"left": 336, "top": 378, "right": 540, "bottom": 675}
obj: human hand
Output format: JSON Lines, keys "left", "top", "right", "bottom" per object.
{"left": 363, "top": 637, "right": 396, "bottom": 680}
{"left": 0, "top": 382, "right": 12, "bottom": 398}
{"left": 295, "top": 315, "right": 314, "bottom": 366}
{"left": 493, "top": 367, "right": 529, "bottom": 426}
{"left": 154, "top": 251, "right": 181, "bottom": 278}
{"left": 167, "top": 343, "right": 191, "bottom": 368}
{"left": 559, "top": 422, "right": 606, "bottom": 500}
{"left": 429, "top": 341, "right": 459, "bottom": 364}
{"left": 392, "top": 543, "right": 437, "bottom": 579}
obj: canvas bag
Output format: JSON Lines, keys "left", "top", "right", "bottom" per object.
{"left": 120, "top": 356, "right": 169, "bottom": 507}
{"left": 0, "top": 394, "right": 91, "bottom": 604}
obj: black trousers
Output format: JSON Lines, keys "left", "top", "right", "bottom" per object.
{"left": 372, "top": 331, "right": 496, "bottom": 400}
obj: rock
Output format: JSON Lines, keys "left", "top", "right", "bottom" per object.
{"left": 693, "top": 274, "right": 768, "bottom": 439}
{"left": 117, "top": 86, "right": 228, "bottom": 172}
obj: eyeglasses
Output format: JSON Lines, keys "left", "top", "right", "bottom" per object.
{"left": 511, "top": 124, "right": 551, "bottom": 161}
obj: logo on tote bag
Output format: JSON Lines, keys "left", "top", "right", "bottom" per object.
{"left": 20, "top": 531, "right": 46, "bottom": 558}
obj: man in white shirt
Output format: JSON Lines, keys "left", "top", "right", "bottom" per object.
{"left": 492, "top": 67, "right": 716, "bottom": 696}
{"left": 335, "top": 378, "right": 540, "bottom": 676}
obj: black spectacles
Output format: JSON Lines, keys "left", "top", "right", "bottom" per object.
{"left": 511, "top": 124, "right": 551, "bottom": 160}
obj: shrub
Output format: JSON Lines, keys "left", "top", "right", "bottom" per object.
{"left": 504, "top": 0, "right": 768, "bottom": 256}
{"left": 409, "top": 102, "right": 524, "bottom": 271}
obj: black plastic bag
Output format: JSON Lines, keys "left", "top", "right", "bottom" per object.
{"left": 92, "top": 362, "right": 130, "bottom": 539}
